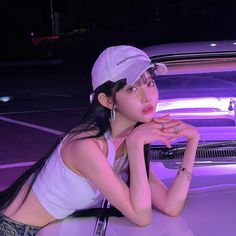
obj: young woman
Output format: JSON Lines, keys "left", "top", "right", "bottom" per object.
{"left": 0, "top": 45, "right": 199, "bottom": 235}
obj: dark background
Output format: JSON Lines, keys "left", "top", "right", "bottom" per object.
{"left": 1, "top": 0, "right": 236, "bottom": 196}
{"left": 1, "top": 0, "right": 236, "bottom": 67}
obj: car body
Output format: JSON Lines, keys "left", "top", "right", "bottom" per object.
{"left": 37, "top": 41, "right": 236, "bottom": 236}
{"left": 145, "top": 40, "right": 236, "bottom": 154}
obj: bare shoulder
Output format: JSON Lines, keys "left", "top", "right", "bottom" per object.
{"left": 62, "top": 129, "right": 103, "bottom": 149}
{"left": 61, "top": 130, "right": 108, "bottom": 171}
{"left": 71, "top": 136, "right": 105, "bottom": 157}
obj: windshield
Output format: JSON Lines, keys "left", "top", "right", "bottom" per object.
{"left": 156, "top": 71, "right": 236, "bottom": 99}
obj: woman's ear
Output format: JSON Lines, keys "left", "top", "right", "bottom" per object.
{"left": 97, "top": 93, "right": 113, "bottom": 109}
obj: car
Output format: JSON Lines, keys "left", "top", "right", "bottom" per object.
{"left": 146, "top": 40, "right": 236, "bottom": 236}
{"left": 37, "top": 40, "right": 236, "bottom": 236}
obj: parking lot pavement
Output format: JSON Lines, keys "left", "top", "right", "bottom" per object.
{"left": 0, "top": 61, "right": 90, "bottom": 190}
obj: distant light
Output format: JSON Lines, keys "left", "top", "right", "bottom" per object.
{"left": 233, "top": 42, "right": 236, "bottom": 45}
{"left": 0, "top": 96, "right": 13, "bottom": 103}
{"left": 30, "top": 32, "right": 34, "bottom": 37}
{"left": 210, "top": 43, "right": 217, "bottom": 47}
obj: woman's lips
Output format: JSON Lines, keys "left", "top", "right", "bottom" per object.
{"left": 142, "top": 105, "right": 154, "bottom": 114}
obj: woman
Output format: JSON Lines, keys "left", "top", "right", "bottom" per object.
{"left": 0, "top": 45, "right": 199, "bottom": 235}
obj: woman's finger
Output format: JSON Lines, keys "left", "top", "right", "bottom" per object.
{"left": 154, "top": 128, "right": 180, "bottom": 137}
{"left": 157, "top": 137, "right": 171, "bottom": 148}
{"left": 161, "top": 120, "right": 181, "bottom": 129}
{"left": 167, "top": 136, "right": 180, "bottom": 142}
{"left": 152, "top": 115, "right": 170, "bottom": 123}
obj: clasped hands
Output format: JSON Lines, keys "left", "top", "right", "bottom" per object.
{"left": 152, "top": 114, "right": 200, "bottom": 148}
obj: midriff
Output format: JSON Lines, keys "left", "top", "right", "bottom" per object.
{"left": 4, "top": 183, "right": 57, "bottom": 227}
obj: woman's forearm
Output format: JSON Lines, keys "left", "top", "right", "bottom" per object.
{"left": 163, "top": 137, "right": 199, "bottom": 216}
{"left": 126, "top": 140, "right": 152, "bottom": 224}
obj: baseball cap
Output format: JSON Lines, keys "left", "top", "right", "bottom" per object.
{"left": 91, "top": 45, "right": 167, "bottom": 91}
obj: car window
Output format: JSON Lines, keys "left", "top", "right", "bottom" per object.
{"left": 156, "top": 71, "right": 236, "bottom": 99}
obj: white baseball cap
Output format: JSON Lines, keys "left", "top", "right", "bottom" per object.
{"left": 91, "top": 45, "right": 167, "bottom": 91}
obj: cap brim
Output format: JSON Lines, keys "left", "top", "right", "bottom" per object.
{"left": 117, "top": 61, "right": 167, "bottom": 85}
{"left": 154, "top": 63, "right": 168, "bottom": 75}
{"left": 117, "top": 61, "right": 154, "bottom": 85}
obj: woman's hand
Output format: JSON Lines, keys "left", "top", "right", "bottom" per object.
{"left": 157, "top": 118, "right": 200, "bottom": 141}
{"left": 126, "top": 114, "right": 181, "bottom": 148}
{"left": 176, "top": 122, "right": 200, "bottom": 141}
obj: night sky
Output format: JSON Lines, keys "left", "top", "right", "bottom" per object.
{"left": 1, "top": 0, "right": 236, "bottom": 62}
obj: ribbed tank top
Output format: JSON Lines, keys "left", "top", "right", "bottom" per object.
{"left": 32, "top": 131, "right": 127, "bottom": 219}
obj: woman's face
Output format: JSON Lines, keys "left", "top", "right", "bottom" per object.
{"left": 115, "top": 70, "right": 159, "bottom": 123}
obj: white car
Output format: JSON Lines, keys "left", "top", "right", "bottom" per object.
{"left": 38, "top": 41, "right": 236, "bottom": 236}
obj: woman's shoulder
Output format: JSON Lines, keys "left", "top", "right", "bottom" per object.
{"left": 61, "top": 130, "right": 107, "bottom": 158}
{"left": 60, "top": 130, "right": 110, "bottom": 175}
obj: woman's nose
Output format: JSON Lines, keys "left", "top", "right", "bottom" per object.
{"left": 140, "top": 88, "right": 150, "bottom": 103}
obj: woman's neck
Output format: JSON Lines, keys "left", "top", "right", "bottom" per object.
{"left": 110, "top": 119, "right": 136, "bottom": 139}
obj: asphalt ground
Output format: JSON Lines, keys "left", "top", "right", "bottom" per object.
{"left": 0, "top": 60, "right": 92, "bottom": 190}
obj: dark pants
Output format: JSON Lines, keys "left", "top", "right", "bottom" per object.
{"left": 0, "top": 214, "right": 41, "bottom": 236}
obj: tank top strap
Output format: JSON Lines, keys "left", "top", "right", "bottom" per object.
{"left": 104, "top": 131, "right": 116, "bottom": 168}
{"left": 59, "top": 131, "right": 116, "bottom": 167}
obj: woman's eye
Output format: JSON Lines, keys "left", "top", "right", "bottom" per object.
{"left": 147, "top": 80, "right": 155, "bottom": 87}
{"left": 127, "top": 86, "right": 137, "bottom": 92}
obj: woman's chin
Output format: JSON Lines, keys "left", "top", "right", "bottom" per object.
{"left": 139, "top": 115, "right": 155, "bottom": 123}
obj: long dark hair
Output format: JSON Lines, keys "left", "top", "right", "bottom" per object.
{"left": 0, "top": 78, "right": 150, "bottom": 218}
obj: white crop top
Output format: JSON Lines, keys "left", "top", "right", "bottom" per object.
{"left": 32, "top": 131, "right": 128, "bottom": 219}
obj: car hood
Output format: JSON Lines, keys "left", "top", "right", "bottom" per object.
{"left": 37, "top": 163, "right": 236, "bottom": 236}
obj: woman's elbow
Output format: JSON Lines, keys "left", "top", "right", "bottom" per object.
{"left": 165, "top": 209, "right": 181, "bottom": 217}
{"left": 163, "top": 205, "right": 184, "bottom": 217}
{"left": 135, "top": 217, "right": 152, "bottom": 227}
{"left": 133, "top": 210, "right": 152, "bottom": 227}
